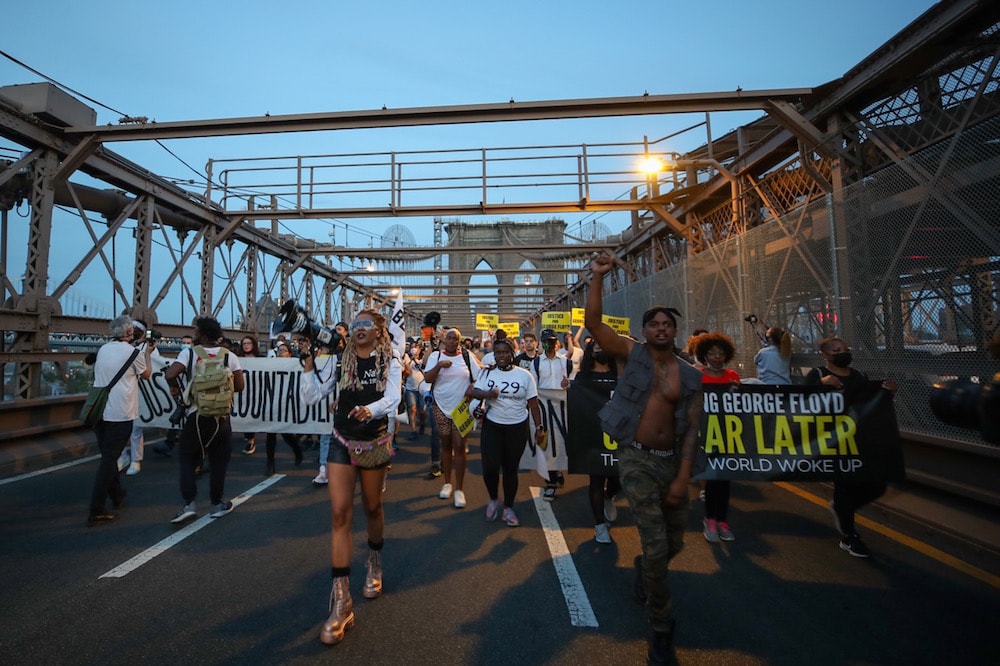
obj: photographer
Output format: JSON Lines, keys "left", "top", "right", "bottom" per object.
{"left": 746, "top": 315, "right": 792, "bottom": 385}
{"left": 86, "top": 315, "right": 152, "bottom": 526}
{"left": 119, "top": 320, "right": 160, "bottom": 477}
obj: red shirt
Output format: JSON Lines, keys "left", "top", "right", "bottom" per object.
{"left": 701, "top": 368, "right": 741, "bottom": 384}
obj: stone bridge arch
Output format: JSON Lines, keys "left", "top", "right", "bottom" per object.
{"left": 444, "top": 219, "right": 566, "bottom": 316}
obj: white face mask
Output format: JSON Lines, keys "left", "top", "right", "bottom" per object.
{"left": 181, "top": 343, "right": 192, "bottom": 350}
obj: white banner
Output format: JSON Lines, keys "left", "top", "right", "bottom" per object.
{"left": 138, "top": 355, "right": 335, "bottom": 434}
{"left": 519, "top": 388, "right": 567, "bottom": 479}
{"left": 389, "top": 290, "right": 406, "bottom": 358}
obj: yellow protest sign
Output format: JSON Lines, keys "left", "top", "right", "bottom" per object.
{"left": 499, "top": 322, "right": 521, "bottom": 337}
{"left": 450, "top": 397, "right": 476, "bottom": 438}
{"left": 541, "top": 311, "right": 571, "bottom": 332}
{"left": 476, "top": 313, "right": 499, "bottom": 331}
{"left": 572, "top": 308, "right": 585, "bottom": 326}
{"left": 602, "top": 314, "right": 631, "bottom": 335}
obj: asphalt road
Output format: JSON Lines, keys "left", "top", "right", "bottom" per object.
{"left": 1, "top": 432, "right": 998, "bottom": 665}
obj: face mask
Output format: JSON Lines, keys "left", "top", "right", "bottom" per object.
{"left": 181, "top": 343, "right": 191, "bottom": 350}
{"left": 831, "top": 352, "right": 853, "bottom": 368}
{"left": 542, "top": 341, "right": 555, "bottom": 351}
{"left": 593, "top": 351, "right": 611, "bottom": 365}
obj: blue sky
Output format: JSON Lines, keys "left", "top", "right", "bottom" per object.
{"left": 1, "top": 0, "right": 938, "bottom": 323}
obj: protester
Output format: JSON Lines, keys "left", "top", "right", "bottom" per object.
{"left": 153, "top": 335, "right": 193, "bottom": 456}
{"left": 300, "top": 310, "right": 402, "bottom": 646}
{"left": 264, "top": 341, "right": 304, "bottom": 475}
{"left": 585, "top": 253, "right": 703, "bottom": 666}
{"left": 531, "top": 328, "right": 572, "bottom": 500}
{"left": 238, "top": 335, "right": 261, "bottom": 456}
{"left": 403, "top": 343, "right": 425, "bottom": 441}
{"left": 755, "top": 326, "right": 792, "bottom": 384}
{"left": 86, "top": 315, "right": 151, "bottom": 526}
{"left": 164, "top": 316, "right": 245, "bottom": 524}
{"left": 468, "top": 339, "right": 544, "bottom": 527}
{"left": 805, "top": 337, "right": 897, "bottom": 558}
{"left": 568, "top": 340, "right": 621, "bottom": 544}
{"left": 695, "top": 331, "right": 741, "bottom": 543}
{"left": 423, "top": 328, "right": 481, "bottom": 508}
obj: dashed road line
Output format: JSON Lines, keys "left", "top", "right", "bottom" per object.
{"left": 99, "top": 475, "right": 285, "bottom": 579}
{"left": 530, "top": 485, "right": 599, "bottom": 628}
{"left": 0, "top": 454, "right": 100, "bottom": 486}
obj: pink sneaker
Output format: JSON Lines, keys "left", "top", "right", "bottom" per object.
{"left": 485, "top": 499, "right": 501, "bottom": 522}
{"left": 717, "top": 522, "right": 735, "bottom": 541}
{"left": 703, "top": 518, "right": 720, "bottom": 543}
{"left": 502, "top": 507, "right": 520, "bottom": 527}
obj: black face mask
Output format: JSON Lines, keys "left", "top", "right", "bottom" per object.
{"left": 831, "top": 352, "right": 853, "bottom": 368}
{"left": 593, "top": 351, "right": 611, "bottom": 366}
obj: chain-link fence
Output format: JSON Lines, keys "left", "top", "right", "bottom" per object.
{"left": 603, "top": 120, "right": 1000, "bottom": 451}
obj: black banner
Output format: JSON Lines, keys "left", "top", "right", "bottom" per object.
{"left": 694, "top": 383, "right": 904, "bottom": 482}
{"left": 566, "top": 381, "right": 618, "bottom": 475}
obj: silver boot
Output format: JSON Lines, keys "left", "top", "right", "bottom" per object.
{"left": 320, "top": 576, "right": 355, "bottom": 645}
{"left": 363, "top": 549, "right": 383, "bottom": 599}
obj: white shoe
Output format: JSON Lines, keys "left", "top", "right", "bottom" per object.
{"left": 126, "top": 462, "right": 141, "bottom": 476}
{"left": 117, "top": 450, "right": 131, "bottom": 472}
{"left": 312, "top": 467, "right": 328, "bottom": 486}
{"left": 438, "top": 483, "right": 453, "bottom": 500}
{"left": 603, "top": 497, "right": 617, "bottom": 523}
{"left": 595, "top": 522, "right": 612, "bottom": 544}
{"left": 453, "top": 490, "right": 466, "bottom": 508}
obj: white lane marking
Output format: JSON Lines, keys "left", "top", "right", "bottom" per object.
{"left": 0, "top": 454, "right": 100, "bottom": 486}
{"left": 530, "top": 486, "right": 599, "bottom": 628}
{"left": 99, "top": 475, "right": 286, "bottom": 579}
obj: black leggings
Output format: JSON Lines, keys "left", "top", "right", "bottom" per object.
{"left": 588, "top": 474, "right": 621, "bottom": 525}
{"left": 480, "top": 418, "right": 529, "bottom": 508}
{"left": 704, "top": 479, "right": 731, "bottom": 522}
{"left": 833, "top": 480, "right": 887, "bottom": 535}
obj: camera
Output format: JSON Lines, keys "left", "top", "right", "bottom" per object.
{"left": 270, "top": 300, "right": 345, "bottom": 353}
{"left": 744, "top": 314, "right": 758, "bottom": 323}
{"left": 929, "top": 372, "right": 1000, "bottom": 443}
{"left": 168, "top": 400, "right": 187, "bottom": 427}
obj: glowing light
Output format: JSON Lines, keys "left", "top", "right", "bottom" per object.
{"left": 639, "top": 156, "right": 665, "bottom": 174}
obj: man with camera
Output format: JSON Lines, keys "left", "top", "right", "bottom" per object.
{"left": 86, "top": 315, "right": 152, "bottom": 526}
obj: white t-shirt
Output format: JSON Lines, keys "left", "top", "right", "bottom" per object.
{"left": 95, "top": 340, "right": 148, "bottom": 422}
{"left": 174, "top": 346, "right": 242, "bottom": 415}
{"left": 424, "top": 349, "right": 481, "bottom": 413}
{"left": 473, "top": 365, "right": 537, "bottom": 425}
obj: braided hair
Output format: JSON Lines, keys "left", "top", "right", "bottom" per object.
{"left": 337, "top": 309, "right": 393, "bottom": 393}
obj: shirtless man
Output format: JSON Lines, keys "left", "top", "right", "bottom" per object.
{"left": 585, "top": 254, "right": 703, "bottom": 666}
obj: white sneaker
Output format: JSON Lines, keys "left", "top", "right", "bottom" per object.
{"left": 603, "top": 497, "right": 617, "bottom": 523}
{"left": 312, "top": 466, "right": 328, "bottom": 486}
{"left": 126, "top": 462, "right": 141, "bottom": 476}
{"left": 595, "top": 522, "right": 612, "bottom": 544}
{"left": 438, "top": 483, "right": 453, "bottom": 499}
{"left": 117, "top": 450, "right": 131, "bottom": 472}
{"left": 453, "top": 490, "right": 467, "bottom": 508}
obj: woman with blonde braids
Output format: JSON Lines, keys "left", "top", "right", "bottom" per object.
{"left": 300, "top": 310, "right": 402, "bottom": 646}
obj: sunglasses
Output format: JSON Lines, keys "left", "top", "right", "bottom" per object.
{"left": 350, "top": 320, "right": 376, "bottom": 332}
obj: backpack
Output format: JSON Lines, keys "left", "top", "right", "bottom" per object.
{"left": 184, "top": 345, "right": 234, "bottom": 417}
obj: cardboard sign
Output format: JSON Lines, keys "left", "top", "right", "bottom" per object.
{"left": 476, "top": 313, "right": 499, "bottom": 331}
{"left": 541, "top": 311, "right": 571, "bottom": 332}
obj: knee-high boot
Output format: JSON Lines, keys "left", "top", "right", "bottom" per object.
{"left": 320, "top": 576, "right": 355, "bottom": 645}
{"left": 363, "top": 549, "right": 383, "bottom": 599}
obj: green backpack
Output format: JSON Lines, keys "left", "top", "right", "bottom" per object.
{"left": 183, "top": 345, "right": 234, "bottom": 417}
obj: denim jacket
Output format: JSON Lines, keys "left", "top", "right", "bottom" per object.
{"left": 598, "top": 343, "right": 702, "bottom": 447}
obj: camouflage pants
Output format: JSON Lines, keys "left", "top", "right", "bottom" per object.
{"left": 618, "top": 444, "right": 688, "bottom": 633}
